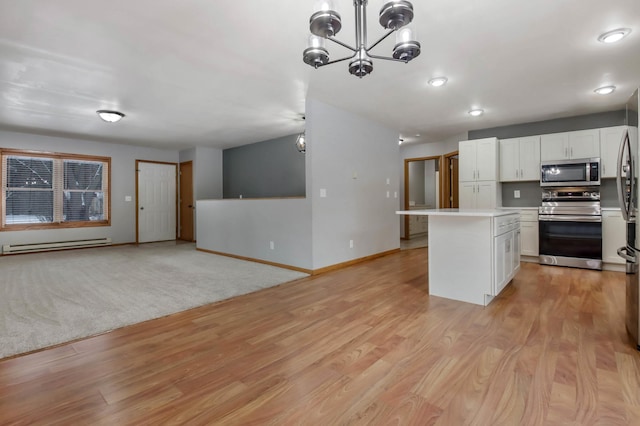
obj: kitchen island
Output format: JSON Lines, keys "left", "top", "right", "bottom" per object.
{"left": 397, "top": 209, "right": 521, "bottom": 306}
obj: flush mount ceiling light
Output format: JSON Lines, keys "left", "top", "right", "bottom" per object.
{"left": 468, "top": 108, "right": 484, "bottom": 117}
{"left": 398, "top": 138, "right": 404, "bottom": 145}
{"left": 428, "top": 77, "right": 448, "bottom": 87}
{"left": 598, "top": 28, "right": 631, "bottom": 43}
{"left": 96, "top": 110, "right": 125, "bottom": 123}
{"left": 303, "top": 0, "right": 420, "bottom": 78}
{"left": 296, "top": 132, "right": 306, "bottom": 153}
{"left": 594, "top": 85, "right": 616, "bottom": 95}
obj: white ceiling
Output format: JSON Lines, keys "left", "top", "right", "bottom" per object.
{"left": 0, "top": 0, "right": 639, "bottom": 150}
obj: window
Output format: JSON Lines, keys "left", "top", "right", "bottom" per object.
{"left": 1, "top": 149, "right": 110, "bottom": 230}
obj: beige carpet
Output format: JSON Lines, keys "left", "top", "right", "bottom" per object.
{"left": 0, "top": 242, "right": 308, "bottom": 359}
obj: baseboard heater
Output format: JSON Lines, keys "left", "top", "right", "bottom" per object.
{"left": 2, "top": 238, "right": 112, "bottom": 255}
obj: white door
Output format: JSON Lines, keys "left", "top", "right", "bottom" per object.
{"left": 569, "top": 129, "right": 600, "bottom": 159}
{"left": 541, "top": 132, "right": 569, "bottom": 161}
{"left": 138, "top": 161, "right": 177, "bottom": 243}
{"left": 476, "top": 181, "right": 497, "bottom": 209}
{"left": 601, "top": 126, "right": 627, "bottom": 178}
{"left": 475, "top": 138, "right": 497, "bottom": 181}
{"left": 459, "top": 182, "right": 476, "bottom": 209}
{"left": 519, "top": 136, "right": 541, "bottom": 181}
{"left": 499, "top": 138, "right": 520, "bottom": 182}
{"left": 459, "top": 140, "right": 477, "bottom": 182}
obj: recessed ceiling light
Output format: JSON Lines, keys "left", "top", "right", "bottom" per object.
{"left": 415, "top": 133, "right": 420, "bottom": 137}
{"left": 97, "top": 110, "right": 125, "bottom": 123}
{"left": 468, "top": 109, "right": 484, "bottom": 117}
{"left": 598, "top": 28, "right": 631, "bottom": 43}
{"left": 594, "top": 85, "right": 616, "bottom": 95}
{"left": 428, "top": 77, "right": 448, "bottom": 87}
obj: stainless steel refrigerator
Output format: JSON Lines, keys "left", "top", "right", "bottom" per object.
{"left": 617, "top": 88, "right": 640, "bottom": 350}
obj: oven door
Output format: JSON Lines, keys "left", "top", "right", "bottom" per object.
{"left": 539, "top": 215, "right": 602, "bottom": 270}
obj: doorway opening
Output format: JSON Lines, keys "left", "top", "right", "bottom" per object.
{"left": 402, "top": 155, "right": 443, "bottom": 242}
{"left": 442, "top": 150, "right": 459, "bottom": 208}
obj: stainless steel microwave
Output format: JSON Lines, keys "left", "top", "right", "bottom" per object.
{"left": 540, "top": 158, "right": 600, "bottom": 187}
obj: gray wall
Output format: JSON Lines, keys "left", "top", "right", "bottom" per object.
{"left": 469, "top": 110, "right": 626, "bottom": 140}
{"left": 223, "top": 134, "right": 305, "bottom": 198}
{"left": 501, "top": 182, "right": 541, "bottom": 207}
{"left": 0, "top": 130, "right": 178, "bottom": 246}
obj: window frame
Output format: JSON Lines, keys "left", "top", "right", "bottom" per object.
{"left": 1, "top": 148, "right": 111, "bottom": 231}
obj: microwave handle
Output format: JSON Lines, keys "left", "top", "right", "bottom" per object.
{"left": 617, "top": 129, "right": 631, "bottom": 221}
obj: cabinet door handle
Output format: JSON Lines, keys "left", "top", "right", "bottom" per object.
{"left": 520, "top": 169, "right": 523, "bottom": 178}
{"left": 571, "top": 147, "right": 573, "bottom": 157}
{"left": 565, "top": 147, "right": 568, "bottom": 157}
{"left": 516, "top": 169, "right": 519, "bottom": 178}
{"left": 477, "top": 170, "right": 480, "bottom": 180}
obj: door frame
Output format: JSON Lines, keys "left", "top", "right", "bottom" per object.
{"left": 135, "top": 160, "right": 179, "bottom": 244}
{"left": 442, "top": 150, "right": 459, "bottom": 209}
{"left": 403, "top": 155, "right": 443, "bottom": 240}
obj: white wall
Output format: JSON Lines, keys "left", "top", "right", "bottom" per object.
{"left": 196, "top": 198, "right": 313, "bottom": 269}
{"left": 0, "top": 130, "right": 178, "bottom": 246}
{"left": 306, "top": 99, "right": 400, "bottom": 270}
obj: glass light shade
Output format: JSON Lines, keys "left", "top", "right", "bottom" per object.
{"left": 96, "top": 110, "right": 125, "bottom": 123}
{"left": 598, "top": 28, "right": 631, "bottom": 43}
{"left": 296, "top": 132, "right": 306, "bottom": 153}
{"left": 396, "top": 27, "right": 416, "bottom": 44}
{"left": 314, "top": 0, "right": 336, "bottom": 12}
{"left": 468, "top": 109, "right": 484, "bottom": 117}
{"left": 308, "top": 34, "right": 325, "bottom": 49}
{"left": 594, "top": 85, "right": 616, "bottom": 95}
{"left": 428, "top": 77, "right": 448, "bottom": 87}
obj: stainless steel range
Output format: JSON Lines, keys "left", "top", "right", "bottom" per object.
{"left": 538, "top": 186, "right": 602, "bottom": 270}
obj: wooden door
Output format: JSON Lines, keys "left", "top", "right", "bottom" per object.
{"left": 451, "top": 157, "right": 459, "bottom": 208}
{"left": 137, "top": 161, "right": 177, "bottom": 243}
{"left": 179, "top": 161, "right": 194, "bottom": 242}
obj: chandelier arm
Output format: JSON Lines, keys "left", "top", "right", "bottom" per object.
{"left": 365, "top": 29, "right": 395, "bottom": 52}
{"left": 321, "top": 54, "right": 358, "bottom": 66}
{"left": 326, "top": 36, "right": 357, "bottom": 52}
{"left": 367, "top": 54, "right": 409, "bottom": 63}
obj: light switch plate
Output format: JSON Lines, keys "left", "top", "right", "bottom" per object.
{"left": 125, "top": 196, "right": 132, "bottom": 202}
{"left": 320, "top": 188, "right": 327, "bottom": 198}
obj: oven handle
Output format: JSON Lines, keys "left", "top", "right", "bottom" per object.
{"left": 539, "top": 215, "right": 602, "bottom": 222}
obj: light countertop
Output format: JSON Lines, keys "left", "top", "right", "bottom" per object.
{"left": 396, "top": 208, "right": 518, "bottom": 217}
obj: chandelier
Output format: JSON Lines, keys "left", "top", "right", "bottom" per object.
{"left": 303, "top": 0, "right": 420, "bottom": 77}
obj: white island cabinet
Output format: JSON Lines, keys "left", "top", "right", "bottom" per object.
{"left": 396, "top": 209, "right": 520, "bottom": 306}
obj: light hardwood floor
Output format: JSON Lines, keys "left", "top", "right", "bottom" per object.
{"left": 0, "top": 248, "right": 638, "bottom": 425}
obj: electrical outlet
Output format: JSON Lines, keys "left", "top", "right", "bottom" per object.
{"left": 386, "top": 178, "right": 390, "bottom": 185}
{"left": 320, "top": 188, "right": 327, "bottom": 198}
{"left": 349, "top": 240, "right": 354, "bottom": 249}
{"left": 394, "top": 191, "right": 398, "bottom": 198}
{"left": 514, "top": 190, "right": 521, "bottom": 199}
{"left": 269, "top": 241, "right": 275, "bottom": 250}
{"left": 125, "top": 196, "right": 132, "bottom": 202}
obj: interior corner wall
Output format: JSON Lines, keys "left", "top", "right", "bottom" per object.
{"left": 222, "top": 134, "right": 305, "bottom": 199}
{"left": 306, "top": 98, "right": 400, "bottom": 270}
{"left": 0, "top": 130, "right": 178, "bottom": 246}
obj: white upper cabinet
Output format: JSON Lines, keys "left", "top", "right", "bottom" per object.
{"left": 540, "top": 129, "right": 600, "bottom": 161}
{"left": 499, "top": 136, "right": 540, "bottom": 182}
{"left": 459, "top": 138, "right": 498, "bottom": 182}
{"left": 600, "top": 126, "right": 627, "bottom": 178}
{"left": 569, "top": 129, "right": 600, "bottom": 159}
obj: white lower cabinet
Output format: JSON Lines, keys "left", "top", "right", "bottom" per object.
{"left": 493, "top": 214, "right": 521, "bottom": 296}
{"left": 519, "top": 210, "right": 539, "bottom": 257}
{"left": 603, "top": 210, "right": 626, "bottom": 264}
